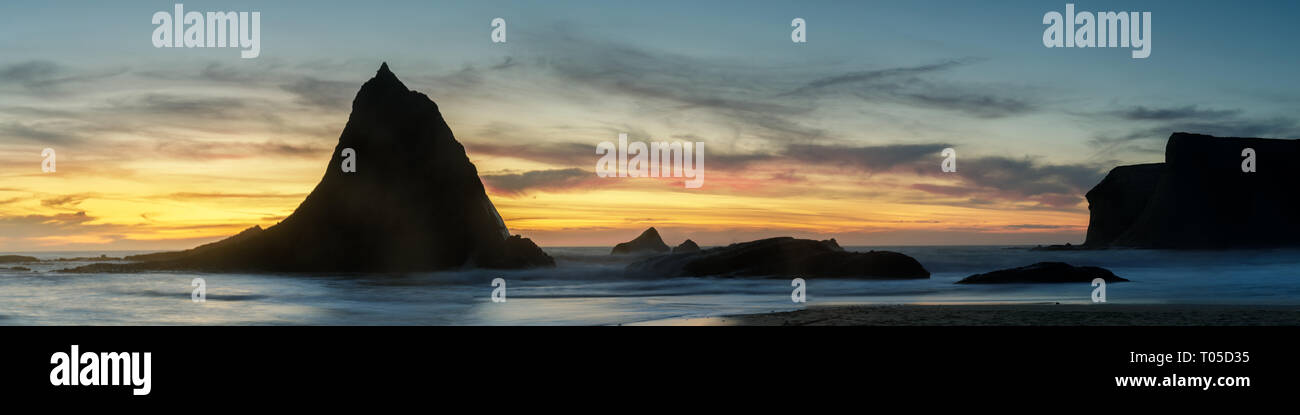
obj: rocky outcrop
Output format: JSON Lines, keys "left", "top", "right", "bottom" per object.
{"left": 956, "top": 262, "right": 1127, "bottom": 284}
{"left": 626, "top": 237, "right": 929, "bottom": 279}
{"left": 124, "top": 225, "right": 266, "bottom": 263}
{"left": 672, "top": 239, "right": 701, "bottom": 254}
{"left": 611, "top": 227, "right": 671, "bottom": 255}
{"left": 820, "top": 238, "right": 845, "bottom": 252}
{"left": 0, "top": 255, "right": 38, "bottom": 264}
{"left": 1084, "top": 163, "right": 1164, "bottom": 247}
{"left": 66, "top": 63, "right": 553, "bottom": 273}
{"left": 1084, "top": 133, "right": 1300, "bottom": 249}
{"left": 500, "top": 235, "right": 556, "bottom": 268}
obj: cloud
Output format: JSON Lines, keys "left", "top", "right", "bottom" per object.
{"left": 780, "top": 142, "right": 1105, "bottom": 208}
{"left": 466, "top": 139, "right": 597, "bottom": 166}
{"left": 785, "top": 143, "right": 949, "bottom": 173}
{"left": 909, "top": 183, "right": 975, "bottom": 197}
{"left": 1091, "top": 105, "right": 1300, "bottom": 155}
{"left": 199, "top": 62, "right": 268, "bottom": 83}
{"left": 152, "top": 139, "right": 330, "bottom": 160}
{"left": 466, "top": 136, "right": 1103, "bottom": 208}
{"left": 1112, "top": 105, "right": 1241, "bottom": 121}
{"left": 481, "top": 168, "right": 597, "bottom": 196}
{"left": 0, "top": 61, "right": 60, "bottom": 84}
{"left": 786, "top": 59, "right": 973, "bottom": 95}
{"left": 110, "top": 93, "right": 250, "bottom": 119}
{"left": 489, "top": 57, "right": 519, "bottom": 71}
{"left": 0, "top": 121, "right": 84, "bottom": 144}
{"left": 281, "top": 77, "right": 355, "bottom": 110}
{"left": 957, "top": 156, "right": 1103, "bottom": 198}
{"left": 165, "top": 192, "right": 308, "bottom": 200}
{"left": 0, "top": 211, "right": 96, "bottom": 238}
{"left": 490, "top": 30, "right": 829, "bottom": 144}
{"left": 0, "top": 60, "right": 126, "bottom": 94}
{"left": 40, "top": 193, "right": 95, "bottom": 210}
{"left": 785, "top": 58, "right": 1036, "bottom": 119}
{"left": 891, "top": 91, "right": 1033, "bottom": 119}
{"left": 0, "top": 210, "right": 249, "bottom": 249}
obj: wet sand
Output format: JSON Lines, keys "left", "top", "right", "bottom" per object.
{"left": 654, "top": 304, "right": 1300, "bottom": 326}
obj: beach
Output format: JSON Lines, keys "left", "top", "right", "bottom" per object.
{"left": 718, "top": 303, "right": 1300, "bottom": 326}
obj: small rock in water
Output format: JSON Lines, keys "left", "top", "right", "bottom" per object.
{"left": 957, "top": 262, "right": 1128, "bottom": 284}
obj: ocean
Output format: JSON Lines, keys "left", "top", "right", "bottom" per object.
{"left": 3, "top": 246, "right": 1300, "bottom": 325}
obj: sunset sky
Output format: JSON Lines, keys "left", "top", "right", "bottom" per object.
{"left": 2, "top": 0, "right": 1299, "bottom": 251}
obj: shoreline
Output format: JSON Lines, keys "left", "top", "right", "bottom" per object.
{"left": 638, "top": 303, "right": 1300, "bottom": 326}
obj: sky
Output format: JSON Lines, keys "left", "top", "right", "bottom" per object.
{"left": 1, "top": 0, "right": 1299, "bottom": 251}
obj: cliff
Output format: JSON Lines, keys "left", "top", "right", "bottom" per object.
{"left": 1084, "top": 132, "right": 1300, "bottom": 248}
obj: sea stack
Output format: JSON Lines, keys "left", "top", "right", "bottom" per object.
{"left": 69, "top": 63, "right": 553, "bottom": 272}
{"left": 611, "top": 227, "right": 671, "bottom": 255}
{"left": 672, "top": 239, "right": 701, "bottom": 254}
{"left": 1084, "top": 132, "right": 1300, "bottom": 249}
{"left": 627, "top": 237, "right": 929, "bottom": 279}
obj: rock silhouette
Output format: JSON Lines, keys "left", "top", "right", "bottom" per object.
{"left": 0, "top": 255, "right": 38, "bottom": 264}
{"left": 672, "top": 239, "right": 701, "bottom": 254}
{"left": 68, "top": 63, "right": 553, "bottom": 272}
{"left": 1085, "top": 132, "right": 1300, "bottom": 248}
{"left": 611, "top": 227, "right": 671, "bottom": 255}
{"left": 820, "top": 238, "right": 845, "bottom": 252}
{"left": 957, "top": 262, "right": 1127, "bottom": 284}
{"left": 626, "top": 237, "right": 929, "bottom": 279}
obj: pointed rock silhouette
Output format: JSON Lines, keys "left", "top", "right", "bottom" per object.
{"left": 672, "top": 239, "right": 701, "bottom": 254}
{"left": 72, "top": 63, "right": 553, "bottom": 272}
{"left": 611, "top": 227, "right": 671, "bottom": 255}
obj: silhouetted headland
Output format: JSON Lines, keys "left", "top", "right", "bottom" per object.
{"left": 66, "top": 63, "right": 553, "bottom": 273}
{"left": 1065, "top": 132, "right": 1299, "bottom": 250}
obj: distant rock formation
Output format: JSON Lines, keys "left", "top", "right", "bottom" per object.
{"left": 820, "top": 238, "right": 845, "bottom": 252}
{"left": 51, "top": 254, "right": 120, "bottom": 262}
{"left": 626, "top": 237, "right": 929, "bottom": 279}
{"left": 1084, "top": 133, "right": 1300, "bottom": 248}
{"left": 66, "top": 63, "right": 553, "bottom": 273}
{"left": 672, "top": 239, "right": 701, "bottom": 254}
{"left": 612, "top": 227, "right": 671, "bottom": 255}
{"left": 956, "top": 262, "right": 1127, "bottom": 284}
{"left": 0, "top": 255, "right": 38, "bottom": 264}
{"left": 1029, "top": 242, "right": 1098, "bottom": 251}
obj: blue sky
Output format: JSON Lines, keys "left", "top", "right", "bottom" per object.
{"left": 2, "top": 1, "right": 1299, "bottom": 249}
